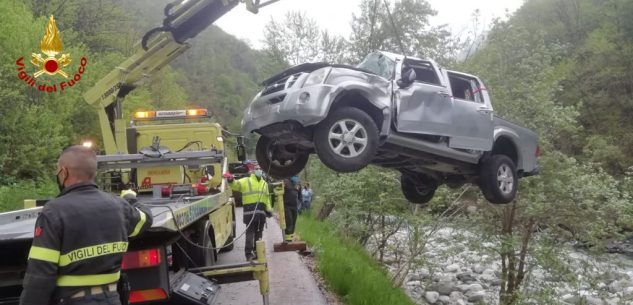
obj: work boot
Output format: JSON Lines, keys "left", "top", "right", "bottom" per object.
{"left": 245, "top": 252, "right": 256, "bottom": 261}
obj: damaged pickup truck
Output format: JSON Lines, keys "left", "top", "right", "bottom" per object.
{"left": 241, "top": 51, "right": 540, "bottom": 204}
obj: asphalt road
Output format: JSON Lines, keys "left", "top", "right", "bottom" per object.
{"left": 214, "top": 207, "right": 327, "bottom": 305}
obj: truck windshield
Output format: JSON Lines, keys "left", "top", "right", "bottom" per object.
{"left": 357, "top": 53, "right": 395, "bottom": 80}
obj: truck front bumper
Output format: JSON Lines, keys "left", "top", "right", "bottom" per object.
{"left": 241, "top": 85, "right": 337, "bottom": 136}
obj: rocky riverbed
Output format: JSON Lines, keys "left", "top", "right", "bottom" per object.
{"left": 370, "top": 227, "right": 633, "bottom": 305}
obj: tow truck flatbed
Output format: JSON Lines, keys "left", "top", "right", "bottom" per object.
{"left": 0, "top": 190, "right": 231, "bottom": 243}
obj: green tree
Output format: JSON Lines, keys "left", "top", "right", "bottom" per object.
{"left": 349, "top": 0, "right": 453, "bottom": 63}
{"left": 263, "top": 11, "right": 350, "bottom": 65}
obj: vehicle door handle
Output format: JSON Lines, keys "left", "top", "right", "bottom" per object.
{"left": 477, "top": 107, "right": 493, "bottom": 114}
{"left": 436, "top": 91, "right": 451, "bottom": 98}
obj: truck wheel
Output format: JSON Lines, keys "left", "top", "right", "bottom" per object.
{"left": 479, "top": 154, "right": 518, "bottom": 204}
{"left": 400, "top": 175, "right": 437, "bottom": 204}
{"left": 220, "top": 221, "right": 236, "bottom": 252}
{"left": 195, "top": 220, "right": 216, "bottom": 266}
{"left": 314, "top": 107, "right": 378, "bottom": 172}
{"left": 256, "top": 136, "right": 309, "bottom": 178}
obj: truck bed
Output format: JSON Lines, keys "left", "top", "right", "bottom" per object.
{"left": 0, "top": 189, "right": 231, "bottom": 244}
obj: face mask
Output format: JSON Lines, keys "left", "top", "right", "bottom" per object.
{"left": 254, "top": 170, "right": 263, "bottom": 178}
{"left": 56, "top": 168, "right": 67, "bottom": 192}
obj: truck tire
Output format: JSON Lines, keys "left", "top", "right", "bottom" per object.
{"left": 314, "top": 107, "right": 378, "bottom": 172}
{"left": 220, "top": 221, "right": 236, "bottom": 252}
{"left": 256, "top": 136, "right": 309, "bottom": 178}
{"left": 400, "top": 175, "right": 437, "bottom": 204}
{"left": 192, "top": 220, "right": 216, "bottom": 266}
{"left": 479, "top": 154, "right": 518, "bottom": 204}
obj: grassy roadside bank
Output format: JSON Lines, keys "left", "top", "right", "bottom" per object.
{"left": 296, "top": 214, "right": 415, "bottom": 305}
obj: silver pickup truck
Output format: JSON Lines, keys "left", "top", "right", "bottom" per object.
{"left": 242, "top": 51, "right": 540, "bottom": 204}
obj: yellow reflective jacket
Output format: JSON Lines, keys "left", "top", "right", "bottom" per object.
{"left": 229, "top": 174, "right": 272, "bottom": 211}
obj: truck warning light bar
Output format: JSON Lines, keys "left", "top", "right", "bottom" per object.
{"left": 133, "top": 109, "right": 209, "bottom": 121}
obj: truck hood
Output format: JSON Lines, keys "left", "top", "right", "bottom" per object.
{"left": 261, "top": 63, "right": 378, "bottom": 86}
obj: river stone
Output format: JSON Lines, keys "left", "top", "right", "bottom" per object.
{"left": 471, "top": 264, "right": 485, "bottom": 274}
{"left": 562, "top": 294, "right": 580, "bottom": 304}
{"left": 457, "top": 272, "right": 477, "bottom": 283}
{"left": 431, "top": 281, "right": 457, "bottom": 295}
{"left": 450, "top": 299, "right": 466, "bottom": 305}
{"left": 439, "top": 295, "right": 451, "bottom": 304}
{"left": 584, "top": 296, "right": 604, "bottom": 305}
{"left": 445, "top": 264, "right": 460, "bottom": 273}
{"left": 419, "top": 268, "right": 431, "bottom": 279}
{"left": 480, "top": 269, "right": 500, "bottom": 286}
{"left": 449, "top": 291, "right": 465, "bottom": 300}
{"left": 425, "top": 291, "right": 440, "bottom": 304}
{"left": 466, "top": 290, "right": 486, "bottom": 302}
{"left": 467, "top": 283, "right": 484, "bottom": 293}
{"left": 455, "top": 284, "right": 471, "bottom": 293}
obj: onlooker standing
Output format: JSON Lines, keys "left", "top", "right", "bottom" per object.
{"left": 283, "top": 178, "right": 300, "bottom": 242}
{"left": 301, "top": 183, "right": 313, "bottom": 213}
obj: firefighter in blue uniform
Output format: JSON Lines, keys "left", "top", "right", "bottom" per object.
{"left": 20, "top": 145, "right": 152, "bottom": 305}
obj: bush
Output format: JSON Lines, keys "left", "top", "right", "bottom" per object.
{"left": 0, "top": 179, "right": 58, "bottom": 212}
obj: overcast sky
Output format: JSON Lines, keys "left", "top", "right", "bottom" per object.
{"left": 216, "top": 0, "right": 525, "bottom": 49}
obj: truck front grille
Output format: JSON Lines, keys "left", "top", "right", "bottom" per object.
{"left": 261, "top": 73, "right": 301, "bottom": 96}
{"left": 268, "top": 94, "right": 286, "bottom": 104}
{"left": 262, "top": 81, "right": 286, "bottom": 96}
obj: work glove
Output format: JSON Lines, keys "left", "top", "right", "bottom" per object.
{"left": 265, "top": 210, "right": 273, "bottom": 218}
{"left": 120, "top": 189, "right": 138, "bottom": 204}
{"left": 222, "top": 172, "right": 234, "bottom": 182}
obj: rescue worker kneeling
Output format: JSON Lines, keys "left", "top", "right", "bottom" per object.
{"left": 223, "top": 166, "right": 272, "bottom": 261}
{"left": 20, "top": 145, "right": 152, "bottom": 305}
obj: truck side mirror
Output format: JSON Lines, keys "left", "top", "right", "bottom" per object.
{"left": 236, "top": 136, "right": 246, "bottom": 162}
{"left": 397, "top": 67, "right": 416, "bottom": 88}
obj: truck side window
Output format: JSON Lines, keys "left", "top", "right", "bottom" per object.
{"left": 406, "top": 61, "right": 441, "bottom": 86}
{"left": 448, "top": 73, "right": 484, "bottom": 103}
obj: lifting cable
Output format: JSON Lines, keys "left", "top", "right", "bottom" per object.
{"left": 382, "top": 0, "right": 407, "bottom": 56}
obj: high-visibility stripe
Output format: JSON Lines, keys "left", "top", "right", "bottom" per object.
{"left": 243, "top": 210, "right": 267, "bottom": 216}
{"left": 58, "top": 242, "right": 129, "bottom": 267}
{"left": 28, "top": 246, "right": 60, "bottom": 264}
{"left": 129, "top": 208, "right": 147, "bottom": 237}
{"left": 57, "top": 271, "right": 120, "bottom": 286}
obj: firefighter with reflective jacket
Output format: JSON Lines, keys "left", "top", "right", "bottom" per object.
{"left": 223, "top": 166, "right": 272, "bottom": 260}
{"left": 20, "top": 146, "right": 152, "bottom": 305}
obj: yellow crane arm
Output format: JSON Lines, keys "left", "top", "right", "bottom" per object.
{"left": 83, "top": 0, "right": 281, "bottom": 154}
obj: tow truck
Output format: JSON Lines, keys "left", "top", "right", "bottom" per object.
{"left": 0, "top": 0, "right": 281, "bottom": 304}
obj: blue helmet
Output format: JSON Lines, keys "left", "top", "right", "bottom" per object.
{"left": 290, "top": 175, "right": 300, "bottom": 184}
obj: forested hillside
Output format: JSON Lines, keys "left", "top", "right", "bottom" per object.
{"left": 460, "top": 0, "right": 633, "bottom": 176}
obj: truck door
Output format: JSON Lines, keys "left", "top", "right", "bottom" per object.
{"left": 444, "top": 71, "right": 494, "bottom": 151}
{"left": 395, "top": 60, "right": 453, "bottom": 136}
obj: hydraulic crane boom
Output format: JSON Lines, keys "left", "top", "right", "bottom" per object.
{"left": 83, "top": 0, "right": 280, "bottom": 154}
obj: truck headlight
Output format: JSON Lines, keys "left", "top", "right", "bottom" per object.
{"left": 302, "top": 67, "right": 331, "bottom": 88}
